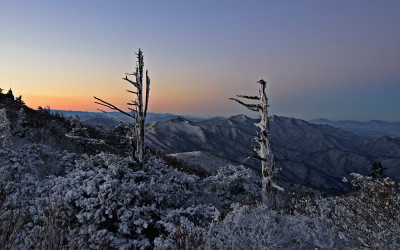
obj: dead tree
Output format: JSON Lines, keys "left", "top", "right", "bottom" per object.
{"left": 94, "top": 49, "right": 150, "bottom": 165}
{"left": 230, "top": 79, "right": 282, "bottom": 208}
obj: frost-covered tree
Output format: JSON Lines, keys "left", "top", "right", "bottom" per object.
{"left": 0, "top": 108, "right": 12, "bottom": 147}
{"left": 94, "top": 49, "right": 150, "bottom": 166}
{"left": 66, "top": 115, "right": 90, "bottom": 139}
{"left": 112, "top": 122, "right": 132, "bottom": 154}
{"left": 65, "top": 115, "right": 101, "bottom": 153}
{"left": 14, "top": 108, "right": 28, "bottom": 138}
{"left": 230, "top": 79, "right": 282, "bottom": 208}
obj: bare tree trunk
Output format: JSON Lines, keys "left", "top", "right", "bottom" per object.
{"left": 94, "top": 49, "right": 150, "bottom": 166}
{"left": 230, "top": 79, "right": 282, "bottom": 208}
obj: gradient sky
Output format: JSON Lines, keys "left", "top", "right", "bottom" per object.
{"left": 1, "top": 0, "right": 399, "bottom": 121}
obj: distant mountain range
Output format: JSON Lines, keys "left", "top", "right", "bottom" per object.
{"left": 145, "top": 115, "right": 400, "bottom": 191}
{"left": 309, "top": 118, "right": 400, "bottom": 139}
{"left": 53, "top": 110, "right": 400, "bottom": 139}
{"left": 53, "top": 110, "right": 400, "bottom": 191}
{"left": 51, "top": 110, "right": 205, "bottom": 128}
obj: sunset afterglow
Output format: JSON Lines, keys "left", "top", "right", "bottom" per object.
{"left": 1, "top": 0, "right": 399, "bottom": 120}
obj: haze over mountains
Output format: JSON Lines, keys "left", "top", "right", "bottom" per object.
{"left": 54, "top": 110, "right": 400, "bottom": 192}
{"left": 51, "top": 110, "right": 202, "bottom": 127}
{"left": 309, "top": 118, "right": 400, "bottom": 139}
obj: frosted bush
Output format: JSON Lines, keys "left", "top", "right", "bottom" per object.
{"left": 0, "top": 108, "right": 12, "bottom": 147}
{"left": 203, "top": 203, "right": 343, "bottom": 250}
{"left": 331, "top": 174, "right": 400, "bottom": 249}
{"left": 3, "top": 135, "right": 398, "bottom": 249}
{"left": 202, "top": 165, "right": 260, "bottom": 212}
{"left": 0, "top": 144, "right": 218, "bottom": 249}
{"left": 35, "top": 153, "right": 212, "bottom": 249}
{"left": 291, "top": 173, "right": 400, "bottom": 249}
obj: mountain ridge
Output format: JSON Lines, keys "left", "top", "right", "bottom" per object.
{"left": 145, "top": 114, "right": 400, "bottom": 191}
{"left": 47, "top": 109, "right": 400, "bottom": 191}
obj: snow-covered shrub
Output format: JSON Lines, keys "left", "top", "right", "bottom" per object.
{"left": 9, "top": 136, "right": 400, "bottom": 249}
{"left": 0, "top": 144, "right": 80, "bottom": 248}
{"left": 0, "top": 144, "right": 219, "bottom": 249}
{"left": 0, "top": 189, "right": 27, "bottom": 249}
{"left": 12, "top": 108, "right": 28, "bottom": 138}
{"left": 204, "top": 203, "right": 343, "bottom": 250}
{"left": 291, "top": 173, "right": 400, "bottom": 249}
{"left": 24, "top": 117, "right": 70, "bottom": 149}
{"left": 202, "top": 165, "right": 260, "bottom": 212}
{"left": 154, "top": 205, "right": 215, "bottom": 249}
{"left": 331, "top": 174, "right": 400, "bottom": 248}
{"left": 31, "top": 152, "right": 213, "bottom": 249}
{"left": 0, "top": 108, "right": 12, "bottom": 147}
{"left": 21, "top": 196, "right": 70, "bottom": 249}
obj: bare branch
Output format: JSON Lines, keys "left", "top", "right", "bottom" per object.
{"left": 229, "top": 98, "right": 260, "bottom": 112}
{"left": 243, "top": 154, "right": 267, "bottom": 162}
{"left": 127, "top": 101, "right": 139, "bottom": 106}
{"left": 144, "top": 69, "right": 150, "bottom": 118}
{"left": 122, "top": 76, "right": 139, "bottom": 88}
{"left": 94, "top": 96, "right": 134, "bottom": 119}
{"left": 96, "top": 124, "right": 115, "bottom": 135}
{"left": 236, "top": 95, "right": 260, "bottom": 100}
{"left": 65, "top": 134, "right": 105, "bottom": 144}
{"left": 94, "top": 101, "right": 115, "bottom": 110}
{"left": 126, "top": 90, "right": 138, "bottom": 95}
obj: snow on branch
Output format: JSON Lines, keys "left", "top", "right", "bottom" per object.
{"left": 236, "top": 95, "right": 260, "bottom": 100}
{"left": 228, "top": 98, "right": 260, "bottom": 112}
{"left": 230, "top": 79, "right": 282, "bottom": 208}
{"left": 122, "top": 76, "right": 139, "bottom": 89}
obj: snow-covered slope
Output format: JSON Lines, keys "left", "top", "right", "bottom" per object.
{"left": 145, "top": 114, "right": 400, "bottom": 191}
{"left": 168, "top": 151, "right": 240, "bottom": 174}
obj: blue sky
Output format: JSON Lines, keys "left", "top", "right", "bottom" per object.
{"left": 1, "top": 0, "right": 399, "bottom": 121}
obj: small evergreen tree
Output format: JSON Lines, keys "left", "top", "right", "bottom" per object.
{"left": 369, "top": 161, "right": 387, "bottom": 179}
{"left": 15, "top": 95, "right": 25, "bottom": 105}
{"left": 5, "top": 89, "right": 14, "bottom": 103}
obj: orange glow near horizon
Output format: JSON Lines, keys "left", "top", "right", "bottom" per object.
{"left": 24, "top": 95, "right": 99, "bottom": 111}
{"left": 21, "top": 83, "right": 234, "bottom": 116}
{"left": 22, "top": 91, "right": 209, "bottom": 114}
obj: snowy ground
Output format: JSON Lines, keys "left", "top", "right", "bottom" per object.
{"left": 168, "top": 151, "right": 240, "bottom": 175}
